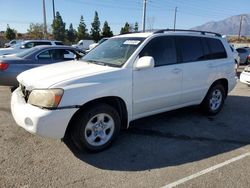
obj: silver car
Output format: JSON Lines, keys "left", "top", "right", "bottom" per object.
{"left": 0, "top": 45, "right": 84, "bottom": 87}
{"left": 0, "top": 40, "right": 64, "bottom": 56}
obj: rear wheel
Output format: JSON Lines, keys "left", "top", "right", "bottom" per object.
{"left": 71, "top": 104, "right": 121, "bottom": 152}
{"left": 201, "top": 84, "right": 226, "bottom": 115}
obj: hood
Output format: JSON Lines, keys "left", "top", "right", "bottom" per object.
{"left": 17, "top": 60, "right": 117, "bottom": 89}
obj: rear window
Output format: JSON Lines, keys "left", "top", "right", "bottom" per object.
{"left": 236, "top": 48, "right": 247, "bottom": 53}
{"left": 206, "top": 38, "right": 227, "bottom": 59}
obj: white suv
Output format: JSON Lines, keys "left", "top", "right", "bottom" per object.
{"left": 11, "top": 29, "right": 237, "bottom": 152}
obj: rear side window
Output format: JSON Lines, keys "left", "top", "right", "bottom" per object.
{"left": 139, "top": 36, "right": 177, "bottom": 66}
{"left": 206, "top": 38, "right": 227, "bottom": 59}
{"left": 37, "top": 50, "right": 51, "bottom": 60}
{"left": 34, "top": 42, "right": 52, "bottom": 46}
{"left": 177, "top": 36, "right": 204, "bottom": 63}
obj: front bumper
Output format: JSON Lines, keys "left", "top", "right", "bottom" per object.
{"left": 240, "top": 72, "right": 250, "bottom": 85}
{"left": 11, "top": 87, "right": 78, "bottom": 139}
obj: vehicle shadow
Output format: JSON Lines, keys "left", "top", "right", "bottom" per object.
{"left": 64, "top": 95, "right": 250, "bottom": 171}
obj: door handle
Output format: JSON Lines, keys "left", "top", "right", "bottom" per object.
{"left": 172, "top": 68, "right": 182, "bottom": 74}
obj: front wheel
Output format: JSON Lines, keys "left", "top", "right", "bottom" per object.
{"left": 201, "top": 84, "right": 226, "bottom": 115}
{"left": 71, "top": 104, "right": 121, "bottom": 152}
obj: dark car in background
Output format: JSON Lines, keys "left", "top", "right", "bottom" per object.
{"left": 236, "top": 47, "right": 250, "bottom": 65}
{"left": 0, "top": 45, "right": 84, "bottom": 87}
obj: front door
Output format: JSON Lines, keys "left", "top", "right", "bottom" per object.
{"left": 132, "top": 36, "right": 182, "bottom": 119}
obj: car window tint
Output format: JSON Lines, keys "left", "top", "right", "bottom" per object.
{"left": 37, "top": 50, "right": 51, "bottom": 60}
{"left": 63, "top": 50, "right": 76, "bottom": 59}
{"left": 201, "top": 38, "right": 211, "bottom": 60}
{"left": 34, "top": 42, "right": 52, "bottom": 46}
{"left": 55, "top": 42, "right": 64, "bottom": 45}
{"left": 50, "top": 49, "right": 65, "bottom": 60}
{"left": 236, "top": 48, "right": 247, "bottom": 53}
{"left": 206, "top": 38, "right": 227, "bottom": 59}
{"left": 24, "top": 42, "right": 35, "bottom": 48}
{"left": 177, "top": 36, "right": 204, "bottom": 63}
{"left": 139, "top": 36, "right": 177, "bottom": 66}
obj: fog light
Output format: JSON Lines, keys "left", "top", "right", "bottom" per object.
{"left": 24, "top": 118, "right": 33, "bottom": 126}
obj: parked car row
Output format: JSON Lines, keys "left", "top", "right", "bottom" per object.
{"left": 0, "top": 40, "right": 64, "bottom": 56}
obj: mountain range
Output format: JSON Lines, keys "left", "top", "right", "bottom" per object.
{"left": 192, "top": 14, "right": 250, "bottom": 36}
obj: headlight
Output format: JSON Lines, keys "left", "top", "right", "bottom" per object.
{"left": 28, "top": 89, "right": 64, "bottom": 108}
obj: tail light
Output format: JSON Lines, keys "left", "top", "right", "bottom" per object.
{"left": 247, "top": 55, "right": 250, "bottom": 64}
{"left": 0, "top": 62, "right": 8, "bottom": 71}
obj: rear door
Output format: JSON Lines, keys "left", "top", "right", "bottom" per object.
{"left": 178, "top": 36, "right": 227, "bottom": 104}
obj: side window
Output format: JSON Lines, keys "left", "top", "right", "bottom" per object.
{"left": 37, "top": 50, "right": 51, "bottom": 60}
{"left": 50, "top": 49, "right": 65, "bottom": 60}
{"left": 34, "top": 42, "right": 52, "bottom": 46}
{"left": 206, "top": 38, "right": 227, "bottom": 59}
{"left": 55, "top": 42, "right": 64, "bottom": 45}
{"left": 139, "top": 36, "right": 177, "bottom": 66}
{"left": 24, "top": 42, "right": 35, "bottom": 48}
{"left": 201, "top": 38, "right": 211, "bottom": 60}
{"left": 177, "top": 36, "right": 204, "bottom": 63}
{"left": 64, "top": 50, "right": 76, "bottom": 59}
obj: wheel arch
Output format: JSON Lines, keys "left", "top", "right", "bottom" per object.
{"left": 64, "top": 96, "right": 128, "bottom": 138}
{"left": 203, "top": 78, "right": 228, "bottom": 103}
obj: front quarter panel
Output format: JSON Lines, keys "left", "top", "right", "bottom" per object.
{"left": 52, "top": 68, "right": 133, "bottom": 122}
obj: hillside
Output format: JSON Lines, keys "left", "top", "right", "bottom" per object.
{"left": 192, "top": 14, "right": 250, "bottom": 36}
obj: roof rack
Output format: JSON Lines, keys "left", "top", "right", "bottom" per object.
{"left": 153, "top": 29, "right": 222, "bottom": 37}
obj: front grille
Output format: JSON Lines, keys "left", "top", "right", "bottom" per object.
{"left": 20, "top": 84, "right": 31, "bottom": 102}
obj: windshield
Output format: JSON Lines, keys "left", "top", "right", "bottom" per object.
{"left": 16, "top": 47, "right": 38, "bottom": 58}
{"left": 82, "top": 37, "right": 144, "bottom": 67}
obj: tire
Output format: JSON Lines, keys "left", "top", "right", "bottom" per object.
{"left": 201, "top": 84, "right": 226, "bottom": 116}
{"left": 71, "top": 103, "right": 121, "bottom": 152}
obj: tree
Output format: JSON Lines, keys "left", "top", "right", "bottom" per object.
{"left": 120, "top": 22, "right": 130, "bottom": 34}
{"left": 77, "top": 15, "right": 88, "bottom": 40}
{"left": 134, "top": 22, "right": 139, "bottom": 32}
{"left": 66, "top": 23, "right": 77, "bottom": 43}
{"left": 101, "top": 21, "right": 113, "bottom": 38}
{"left": 27, "top": 23, "right": 44, "bottom": 39}
{"left": 91, "top": 11, "right": 101, "bottom": 42}
{"left": 5, "top": 25, "right": 16, "bottom": 40}
{"left": 51, "top": 11, "right": 66, "bottom": 41}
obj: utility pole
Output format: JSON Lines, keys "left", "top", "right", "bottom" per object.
{"left": 42, "top": 0, "right": 47, "bottom": 39}
{"left": 238, "top": 15, "right": 243, "bottom": 41}
{"left": 142, "top": 0, "right": 147, "bottom": 32}
{"left": 174, "top": 7, "right": 177, "bottom": 30}
{"left": 52, "top": 0, "right": 55, "bottom": 20}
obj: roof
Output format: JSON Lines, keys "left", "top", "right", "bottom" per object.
{"left": 33, "top": 45, "right": 83, "bottom": 51}
{"left": 114, "top": 29, "right": 222, "bottom": 39}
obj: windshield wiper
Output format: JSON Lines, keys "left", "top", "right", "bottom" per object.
{"left": 85, "top": 60, "right": 120, "bottom": 67}
{"left": 86, "top": 60, "right": 106, "bottom": 66}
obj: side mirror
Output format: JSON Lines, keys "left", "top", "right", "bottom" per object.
{"left": 134, "top": 56, "right": 155, "bottom": 70}
{"left": 20, "top": 45, "right": 26, "bottom": 49}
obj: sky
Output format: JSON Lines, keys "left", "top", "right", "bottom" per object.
{"left": 0, "top": 0, "right": 249, "bottom": 35}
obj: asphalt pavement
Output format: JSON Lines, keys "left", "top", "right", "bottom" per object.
{"left": 0, "top": 68, "right": 249, "bottom": 188}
